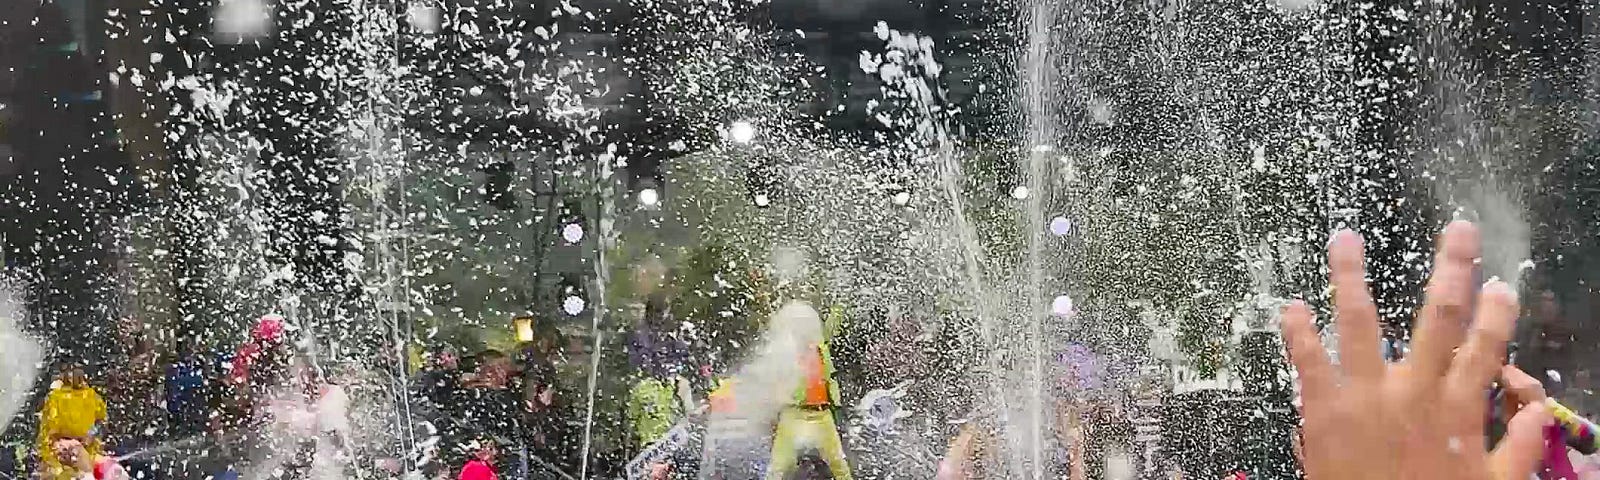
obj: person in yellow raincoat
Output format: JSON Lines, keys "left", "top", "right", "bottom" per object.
{"left": 765, "top": 303, "right": 852, "bottom": 480}
{"left": 36, "top": 364, "right": 107, "bottom": 480}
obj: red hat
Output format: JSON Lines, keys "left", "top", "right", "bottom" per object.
{"left": 251, "top": 314, "right": 287, "bottom": 343}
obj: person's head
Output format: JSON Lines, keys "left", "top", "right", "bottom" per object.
{"left": 470, "top": 437, "right": 498, "bottom": 463}
{"left": 116, "top": 317, "right": 141, "bottom": 345}
{"left": 429, "top": 347, "right": 458, "bottom": 370}
{"left": 642, "top": 292, "right": 673, "bottom": 330}
{"left": 59, "top": 364, "right": 87, "bottom": 389}
{"left": 476, "top": 349, "right": 512, "bottom": 383}
{"left": 251, "top": 314, "right": 288, "bottom": 346}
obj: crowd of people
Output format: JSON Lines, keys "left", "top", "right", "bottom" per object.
{"left": 3, "top": 221, "right": 1600, "bottom": 480}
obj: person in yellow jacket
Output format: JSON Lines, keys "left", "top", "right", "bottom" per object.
{"left": 36, "top": 364, "right": 108, "bottom": 480}
{"left": 765, "top": 303, "right": 852, "bottom": 480}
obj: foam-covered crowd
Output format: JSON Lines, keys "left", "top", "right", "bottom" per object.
{"left": 6, "top": 221, "right": 1599, "bottom": 480}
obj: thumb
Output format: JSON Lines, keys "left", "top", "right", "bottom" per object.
{"left": 1490, "top": 401, "right": 1554, "bottom": 480}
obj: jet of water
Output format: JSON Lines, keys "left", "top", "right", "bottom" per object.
{"left": 0, "top": 276, "right": 43, "bottom": 435}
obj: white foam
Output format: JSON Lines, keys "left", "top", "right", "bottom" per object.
{"left": 0, "top": 276, "right": 43, "bottom": 434}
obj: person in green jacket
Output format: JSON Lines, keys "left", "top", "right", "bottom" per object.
{"left": 627, "top": 376, "right": 681, "bottom": 448}
{"left": 765, "top": 303, "right": 852, "bottom": 480}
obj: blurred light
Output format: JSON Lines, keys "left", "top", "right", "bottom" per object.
{"left": 1049, "top": 216, "right": 1072, "bottom": 236}
{"left": 753, "top": 193, "right": 771, "bottom": 207}
{"left": 561, "top": 223, "right": 584, "bottom": 243}
{"left": 1010, "top": 186, "right": 1030, "bottom": 200}
{"left": 892, "top": 191, "right": 911, "bottom": 206}
{"left": 562, "top": 296, "right": 586, "bottom": 316}
{"left": 638, "top": 188, "right": 660, "bottom": 207}
{"left": 513, "top": 316, "right": 535, "bottom": 343}
{"left": 1051, "top": 295, "right": 1074, "bottom": 317}
{"left": 212, "top": 0, "right": 272, "bottom": 43}
{"left": 729, "top": 121, "right": 757, "bottom": 144}
{"left": 406, "top": 2, "right": 441, "bottom": 33}
{"left": 1088, "top": 97, "right": 1114, "bottom": 125}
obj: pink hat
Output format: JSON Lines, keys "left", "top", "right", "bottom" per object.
{"left": 251, "top": 314, "right": 287, "bottom": 343}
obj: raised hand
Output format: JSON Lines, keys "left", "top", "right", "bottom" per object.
{"left": 1283, "top": 221, "right": 1552, "bottom": 480}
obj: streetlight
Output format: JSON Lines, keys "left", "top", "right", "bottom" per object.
{"left": 562, "top": 295, "right": 587, "bottom": 316}
{"left": 638, "top": 187, "right": 660, "bottom": 207}
{"left": 561, "top": 223, "right": 584, "bottom": 244}
{"left": 728, "top": 121, "right": 757, "bottom": 144}
{"left": 212, "top": 0, "right": 273, "bottom": 43}
{"left": 406, "top": 1, "right": 442, "bottom": 34}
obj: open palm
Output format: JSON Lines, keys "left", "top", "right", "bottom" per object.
{"left": 1283, "top": 221, "right": 1552, "bottom": 480}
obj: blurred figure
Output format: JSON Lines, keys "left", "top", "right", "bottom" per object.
{"left": 226, "top": 314, "right": 318, "bottom": 480}
{"left": 457, "top": 350, "right": 521, "bottom": 476}
{"left": 626, "top": 370, "right": 683, "bottom": 450}
{"left": 227, "top": 314, "right": 296, "bottom": 423}
{"left": 411, "top": 347, "right": 463, "bottom": 479}
{"left": 0, "top": 436, "right": 16, "bottom": 480}
{"left": 36, "top": 364, "right": 107, "bottom": 480}
{"left": 420, "top": 347, "right": 462, "bottom": 409}
{"left": 701, "top": 377, "right": 767, "bottom": 479}
{"left": 764, "top": 304, "right": 852, "bottom": 480}
{"left": 629, "top": 294, "right": 690, "bottom": 381}
{"left": 625, "top": 360, "right": 692, "bottom": 480}
{"left": 935, "top": 402, "right": 1089, "bottom": 480}
{"left": 307, "top": 367, "right": 355, "bottom": 480}
{"left": 102, "top": 318, "right": 161, "bottom": 480}
{"left": 520, "top": 327, "right": 564, "bottom": 462}
{"left": 627, "top": 293, "right": 693, "bottom": 456}
{"left": 165, "top": 341, "right": 208, "bottom": 437}
{"left": 160, "top": 342, "right": 209, "bottom": 480}
{"left": 49, "top": 438, "right": 128, "bottom": 480}
{"left": 934, "top": 415, "right": 994, "bottom": 480}
{"left": 1522, "top": 289, "right": 1575, "bottom": 398}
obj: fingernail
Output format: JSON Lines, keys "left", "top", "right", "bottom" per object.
{"left": 1482, "top": 280, "right": 1518, "bottom": 302}
{"left": 1328, "top": 229, "right": 1358, "bottom": 247}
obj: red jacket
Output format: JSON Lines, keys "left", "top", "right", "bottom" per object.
{"left": 458, "top": 460, "right": 497, "bottom": 480}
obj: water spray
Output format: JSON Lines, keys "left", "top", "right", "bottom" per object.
{"left": 0, "top": 275, "right": 43, "bottom": 436}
